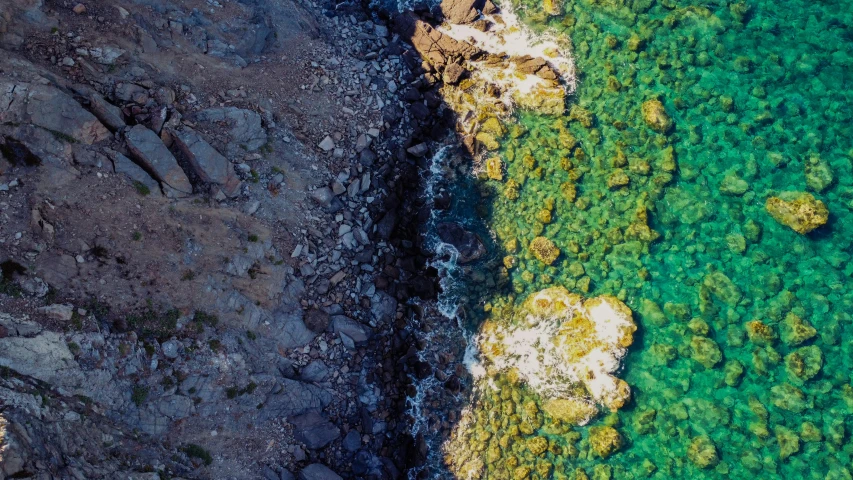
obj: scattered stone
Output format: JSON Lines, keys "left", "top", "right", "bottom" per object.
{"left": 72, "top": 3, "right": 86, "bottom": 14}
{"left": 641, "top": 98, "right": 673, "bottom": 133}
{"left": 37, "top": 304, "right": 74, "bottom": 322}
{"left": 298, "top": 464, "right": 342, "bottom": 480}
{"left": 161, "top": 339, "right": 180, "bottom": 359}
{"left": 318, "top": 136, "right": 335, "bottom": 151}
{"left": 304, "top": 309, "right": 330, "bottom": 333}
{"left": 406, "top": 143, "right": 429, "bottom": 157}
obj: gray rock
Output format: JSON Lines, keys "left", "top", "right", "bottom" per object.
{"left": 88, "top": 92, "right": 125, "bottom": 131}
{"left": 72, "top": 145, "right": 106, "bottom": 167}
{"left": 342, "top": 430, "right": 361, "bottom": 452}
{"left": 290, "top": 411, "right": 340, "bottom": 449}
{"left": 0, "top": 313, "right": 42, "bottom": 337}
{"left": 7, "top": 83, "right": 110, "bottom": 144}
{"left": 37, "top": 304, "right": 73, "bottom": 321}
{"left": 109, "top": 150, "right": 161, "bottom": 196}
{"left": 194, "top": 107, "right": 267, "bottom": 152}
{"left": 274, "top": 309, "right": 317, "bottom": 350}
{"left": 318, "top": 136, "right": 335, "bottom": 151}
{"left": 331, "top": 316, "right": 368, "bottom": 345}
{"left": 125, "top": 125, "right": 192, "bottom": 195}
{"left": 370, "top": 291, "right": 397, "bottom": 324}
{"left": 155, "top": 395, "right": 193, "bottom": 419}
{"left": 281, "top": 470, "right": 296, "bottom": 480}
{"left": 171, "top": 127, "right": 241, "bottom": 197}
{"left": 299, "top": 464, "right": 343, "bottom": 480}
{"left": 300, "top": 360, "right": 328, "bottom": 382}
{"left": 115, "top": 83, "right": 148, "bottom": 103}
{"left": 0, "top": 326, "right": 82, "bottom": 388}
{"left": 263, "top": 467, "right": 280, "bottom": 480}
{"left": 406, "top": 143, "right": 429, "bottom": 157}
{"left": 261, "top": 378, "right": 332, "bottom": 420}
{"left": 35, "top": 253, "right": 79, "bottom": 289}
{"left": 161, "top": 339, "right": 180, "bottom": 359}
{"left": 310, "top": 187, "right": 335, "bottom": 208}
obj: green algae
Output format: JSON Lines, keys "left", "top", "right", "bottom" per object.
{"left": 438, "top": 0, "right": 853, "bottom": 477}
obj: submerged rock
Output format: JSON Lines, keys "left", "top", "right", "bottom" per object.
{"left": 687, "top": 435, "right": 719, "bottom": 468}
{"left": 641, "top": 98, "right": 673, "bottom": 133}
{"left": 436, "top": 222, "right": 486, "bottom": 264}
{"left": 765, "top": 191, "right": 828, "bottom": 234}
{"left": 529, "top": 236, "right": 560, "bottom": 265}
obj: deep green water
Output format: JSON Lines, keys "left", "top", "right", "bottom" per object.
{"left": 444, "top": 0, "right": 853, "bottom": 478}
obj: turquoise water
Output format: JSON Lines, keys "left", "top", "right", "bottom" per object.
{"left": 436, "top": 0, "right": 853, "bottom": 478}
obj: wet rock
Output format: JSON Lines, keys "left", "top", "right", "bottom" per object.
{"left": 290, "top": 411, "right": 340, "bottom": 449}
{"left": 370, "top": 291, "right": 397, "bottom": 324}
{"left": 298, "top": 464, "right": 342, "bottom": 480}
{"left": 125, "top": 125, "right": 192, "bottom": 195}
{"left": 765, "top": 191, "right": 828, "bottom": 234}
{"left": 172, "top": 127, "right": 241, "bottom": 196}
{"left": 436, "top": 222, "right": 486, "bottom": 263}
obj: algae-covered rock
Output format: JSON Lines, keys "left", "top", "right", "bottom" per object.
{"left": 779, "top": 312, "right": 816, "bottom": 346}
{"left": 785, "top": 345, "right": 822, "bottom": 381}
{"left": 690, "top": 336, "right": 722, "bottom": 368}
{"left": 527, "top": 436, "right": 549, "bottom": 456}
{"left": 641, "top": 99, "right": 673, "bottom": 133}
{"left": 588, "top": 426, "right": 622, "bottom": 458}
{"left": 720, "top": 173, "right": 749, "bottom": 196}
{"left": 724, "top": 360, "right": 745, "bottom": 386}
{"left": 770, "top": 383, "right": 809, "bottom": 413}
{"left": 543, "top": 398, "right": 599, "bottom": 425}
{"left": 804, "top": 155, "right": 834, "bottom": 192}
{"left": 765, "top": 192, "right": 828, "bottom": 234}
{"left": 530, "top": 236, "right": 560, "bottom": 265}
{"left": 746, "top": 320, "right": 777, "bottom": 346}
{"left": 639, "top": 298, "right": 667, "bottom": 326}
{"left": 486, "top": 156, "right": 504, "bottom": 180}
{"left": 800, "top": 421, "right": 822, "bottom": 442}
{"left": 607, "top": 169, "right": 630, "bottom": 189}
{"left": 687, "top": 435, "right": 719, "bottom": 468}
{"left": 775, "top": 425, "right": 800, "bottom": 460}
{"left": 703, "top": 271, "right": 742, "bottom": 306}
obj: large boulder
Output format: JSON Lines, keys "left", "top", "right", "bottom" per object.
{"left": 88, "top": 92, "right": 125, "bottom": 131}
{"left": 290, "top": 411, "right": 340, "bottom": 449}
{"left": 0, "top": 82, "right": 110, "bottom": 144}
{"left": 171, "top": 127, "right": 241, "bottom": 196}
{"left": 261, "top": 378, "right": 332, "bottom": 420}
{"left": 124, "top": 125, "right": 193, "bottom": 196}
{"left": 436, "top": 222, "right": 486, "bottom": 263}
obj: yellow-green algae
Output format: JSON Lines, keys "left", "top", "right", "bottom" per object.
{"left": 432, "top": 0, "right": 853, "bottom": 477}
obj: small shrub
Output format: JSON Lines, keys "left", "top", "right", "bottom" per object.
{"left": 132, "top": 231, "right": 142, "bottom": 241}
{"left": 133, "top": 181, "right": 151, "bottom": 196}
{"left": 225, "top": 386, "right": 239, "bottom": 399}
{"left": 131, "top": 384, "right": 149, "bottom": 406}
{"left": 208, "top": 339, "right": 222, "bottom": 352}
{"left": 181, "top": 270, "right": 195, "bottom": 281}
{"left": 181, "top": 444, "right": 213, "bottom": 466}
{"left": 67, "top": 342, "right": 81, "bottom": 355}
{"left": 247, "top": 234, "right": 259, "bottom": 242}
{"left": 246, "top": 330, "right": 257, "bottom": 340}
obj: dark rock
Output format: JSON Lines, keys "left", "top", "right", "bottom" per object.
{"left": 3, "top": 83, "right": 110, "bottom": 144}
{"left": 300, "top": 360, "right": 329, "bottom": 382}
{"left": 436, "top": 222, "right": 486, "bottom": 263}
{"left": 261, "top": 379, "right": 332, "bottom": 420}
{"left": 370, "top": 291, "right": 397, "bottom": 324}
{"left": 298, "top": 464, "right": 342, "bottom": 480}
{"left": 304, "top": 309, "right": 330, "bottom": 333}
{"left": 310, "top": 187, "right": 335, "bottom": 208}
{"left": 124, "top": 125, "right": 192, "bottom": 195}
{"left": 290, "top": 411, "right": 340, "bottom": 449}
{"left": 375, "top": 211, "right": 398, "bottom": 240}
{"left": 273, "top": 309, "right": 317, "bottom": 349}
{"left": 343, "top": 430, "right": 361, "bottom": 452}
{"left": 171, "top": 127, "right": 241, "bottom": 196}
{"left": 331, "top": 316, "right": 369, "bottom": 346}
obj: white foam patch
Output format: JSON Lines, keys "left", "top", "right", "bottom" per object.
{"left": 469, "top": 289, "right": 635, "bottom": 423}
{"left": 437, "top": 3, "right": 576, "bottom": 99}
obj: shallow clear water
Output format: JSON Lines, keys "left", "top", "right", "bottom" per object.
{"left": 438, "top": 0, "right": 853, "bottom": 478}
